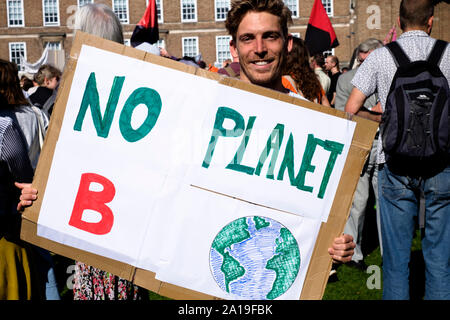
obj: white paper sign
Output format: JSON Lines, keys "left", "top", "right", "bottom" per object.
{"left": 36, "top": 45, "right": 356, "bottom": 300}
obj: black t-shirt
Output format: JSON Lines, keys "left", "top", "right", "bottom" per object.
{"left": 29, "top": 86, "right": 53, "bottom": 109}
{"left": 327, "top": 72, "right": 342, "bottom": 106}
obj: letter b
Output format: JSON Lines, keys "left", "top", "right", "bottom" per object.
{"left": 69, "top": 173, "right": 116, "bottom": 235}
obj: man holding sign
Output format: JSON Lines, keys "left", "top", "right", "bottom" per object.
{"left": 17, "top": 0, "right": 355, "bottom": 297}
{"left": 224, "top": 0, "right": 355, "bottom": 263}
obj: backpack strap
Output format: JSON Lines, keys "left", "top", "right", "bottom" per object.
{"left": 386, "top": 41, "right": 411, "bottom": 67}
{"left": 427, "top": 39, "right": 448, "bottom": 66}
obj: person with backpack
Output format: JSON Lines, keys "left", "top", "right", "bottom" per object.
{"left": 345, "top": 0, "right": 449, "bottom": 300}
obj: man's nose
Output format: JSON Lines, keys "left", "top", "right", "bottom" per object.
{"left": 254, "top": 37, "right": 268, "bottom": 56}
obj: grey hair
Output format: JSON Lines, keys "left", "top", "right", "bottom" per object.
{"left": 358, "top": 38, "right": 384, "bottom": 53}
{"left": 73, "top": 3, "right": 124, "bottom": 44}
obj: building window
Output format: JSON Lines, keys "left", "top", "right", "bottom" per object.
{"left": 182, "top": 37, "right": 198, "bottom": 57}
{"left": 157, "top": 39, "right": 165, "bottom": 49}
{"left": 77, "top": 0, "right": 93, "bottom": 8}
{"left": 181, "top": 0, "right": 197, "bottom": 22}
{"left": 113, "top": 0, "right": 129, "bottom": 24}
{"left": 291, "top": 32, "right": 300, "bottom": 39}
{"left": 147, "top": 0, "right": 164, "bottom": 23}
{"left": 283, "top": 0, "right": 298, "bottom": 18}
{"left": 322, "top": 0, "right": 333, "bottom": 16}
{"left": 216, "top": 36, "right": 232, "bottom": 64}
{"left": 215, "top": 0, "right": 230, "bottom": 21}
{"left": 323, "top": 48, "right": 335, "bottom": 57}
{"left": 7, "top": 0, "right": 24, "bottom": 27}
{"left": 43, "top": 0, "right": 60, "bottom": 26}
{"left": 45, "top": 41, "right": 62, "bottom": 50}
{"left": 9, "top": 42, "right": 26, "bottom": 71}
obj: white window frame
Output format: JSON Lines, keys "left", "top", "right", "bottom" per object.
{"left": 7, "top": 0, "right": 25, "bottom": 27}
{"left": 42, "top": 0, "right": 60, "bottom": 26}
{"left": 182, "top": 36, "right": 199, "bottom": 57}
{"left": 147, "top": 0, "right": 164, "bottom": 23}
{"left": 77, "top": 0, "right": 93, "bottom": 8}
{"left": 323, "top": 48, "right": 335, "bottom": 57}
{"left": 9, "top": 42, "right": 27, "bottom": 71}
{"left": 215, "top": 35, "right": 232, "bottom": 64}
{"left": 214, "top": 0, "right": 230, "bottom": 22}
{"left": 180, "top": 0, "right": 197, "bottom": 23}
{"left": 112, "top": 0, "right": 130, "bottom": 24}
{"left": 157, "top": 39, "right": 166, "bottom": 49}
{"left": 45, "top": 41, "right": 62, "bottom": 50}
{"left": 284, "top": 0, "right": 299, "bottom": 18}
{"left": 322, "top": 0, "right": 334, "bottom": 17}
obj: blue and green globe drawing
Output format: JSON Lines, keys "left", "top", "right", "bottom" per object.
{"left": 210, "top": 216, "right": 301, "bottom": 300}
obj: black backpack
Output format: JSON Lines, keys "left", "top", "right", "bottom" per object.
{"left": 381, "top": 40, "right": 449, "bottom": 161}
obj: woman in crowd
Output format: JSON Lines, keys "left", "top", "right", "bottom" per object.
{"left": 29, "top": 64, "right": 62, "bottom": 116}
{"left": 282, "top": 37, "right": 331, "bottom": 107}
{"left": 0, "top": 92, "right": 38, "bottom": 299}
{"left": 0, "top": 59, "right": 59, "bottom": 300}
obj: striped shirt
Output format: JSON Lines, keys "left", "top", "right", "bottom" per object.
{"left": 351, "top": 30, "right": 450, "bottom": 164}
{"left": 0, "top": 117, "right": 33, "bottom": 183}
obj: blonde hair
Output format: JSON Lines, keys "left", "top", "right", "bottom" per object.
{"left": 34, "top": 64, "right": 62, "bottom": 86}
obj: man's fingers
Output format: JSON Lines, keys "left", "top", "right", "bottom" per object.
{"left": 15, "top": 183, "right": 38, "bottom": 212}
{"left": 15, "top": 182, "right": 32, "bottom": 190}
{"left": 333, "top": 234, "right": 354, "bottom": 244}
{"left": 328, "top": 247, "right": 355, "bottom": 263}
{"left": 20, "top": 193, "right": 37, "bottom": 201}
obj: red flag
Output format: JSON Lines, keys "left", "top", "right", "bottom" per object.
{"left": 131, "top": 0, "right": 159, "bottom": 47}
{"left": 305, "top": 0, "right": 339, "bottom": 55}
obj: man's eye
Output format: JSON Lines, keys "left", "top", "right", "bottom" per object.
{"left": 240, "top": 36, "right": 253, "bottom": 42}
{"left": 265, "top": 33, "right": 280, "bottom": 40}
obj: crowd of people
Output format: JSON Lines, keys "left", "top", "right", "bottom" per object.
{"left": 1, "top": 0, "right": 448, "bottom": 301}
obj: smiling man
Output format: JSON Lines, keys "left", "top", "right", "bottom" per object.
{"left": 223, "top": 0, "right": 356, "bottom": 265}
{"left": 225, "top": 0, "right": 293, "bottom": 93}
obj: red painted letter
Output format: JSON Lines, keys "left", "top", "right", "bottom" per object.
{"left": 69, "top": 173, "right": 115, "bottom": 235}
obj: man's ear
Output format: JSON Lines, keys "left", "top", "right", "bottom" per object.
{"left": 286, "top": 34, "right": 293, "bottom": 53}
{"left": 427, "top": 16, "right": 434, "bottom": 35}
{"left": 229, "top": 39, "right": 239, "bottom": 60}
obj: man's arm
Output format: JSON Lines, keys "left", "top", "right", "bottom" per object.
{"left": 345, "top": 87, "right": 382, "bottom": 122}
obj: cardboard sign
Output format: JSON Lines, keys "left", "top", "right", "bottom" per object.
{"left": 21, "top": 32, "right": 379, "bottom": 300}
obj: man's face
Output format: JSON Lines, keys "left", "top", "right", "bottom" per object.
{"left": 324, "top": 56, "right": 334, "bottom": 71}
{"left": 45, "top": 76, "right": 59, "bottom": 90}
{"left": 357, "top": 50, "right": 373, "bottom": 64}
{"left": 230, "top": 11, "right": 291, "bottom": 89}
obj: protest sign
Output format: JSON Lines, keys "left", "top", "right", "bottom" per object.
{"left": 21, "top": 32, "right": 379, "bottom": 300}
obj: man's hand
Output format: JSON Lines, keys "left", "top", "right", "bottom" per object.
{"left": 15, "top": 182, "right": 38, "bottom": 212}
{"left": 328, "top": 234, "right": 355, "bottom": 263}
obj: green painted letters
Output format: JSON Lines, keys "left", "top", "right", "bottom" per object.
{"left": 201, "top": 108, "right": 346, "bottom": 200}
{"left": 225, "top": 116, "right": 256, "bottom": 175}
{"left": 202, "top": 107, "right": 245, "bottom": 168}
{"left": 255, "top": 124, "right": 284, "bottom": 179}
{"left": 317, "top": 140, "right": 344, "bottom": 199}
{"left": 73, "top": 72, "right": 125, "bottom": 138}
{"left": 276, "top": 133, "right": 297, "bottom": 186}
{"left": 294, "top": 134, "right": 344, "bottom": 198}
{"left": 119, "top": 87, "right": 162, "bottom": 142}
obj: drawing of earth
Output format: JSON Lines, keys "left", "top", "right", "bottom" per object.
{"left": 210, "top": 216, "right": 301, "bottom": 300}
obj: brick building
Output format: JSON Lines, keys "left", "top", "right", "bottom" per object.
{"left": 0, "top": 0, "right": 449, "bottom": 71}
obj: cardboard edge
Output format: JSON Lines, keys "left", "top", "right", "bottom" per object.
{"left": 21, "top": 219, "right": 135, "bottom": 280}
{"left": 300, "top": 118, "right": 378, "bottom": 299}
